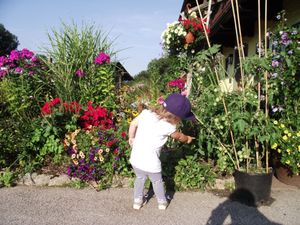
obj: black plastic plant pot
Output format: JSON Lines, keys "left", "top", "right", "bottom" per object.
{"left": 233, "top": 169, "right": 273, "bottom": 206}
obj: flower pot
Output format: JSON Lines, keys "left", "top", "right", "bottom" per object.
{"left": 273, "top": 160, "right": 300, "bottom": 188}
{"left": 185, "top": 32, "right": 195, "bottom": 44}
{"left": 233, "top": 169, "right": 273, "bottom": 205}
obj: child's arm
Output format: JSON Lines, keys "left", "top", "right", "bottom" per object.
{"left": 170, "top": 131, "right": 194, "bottom": 144}
{"left": 128, "top": 117, "right": 138, "bottom": 147}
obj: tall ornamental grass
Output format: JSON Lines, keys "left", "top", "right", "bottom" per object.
{"left": 42, "top": 22, "right": 117, "bottom": 107}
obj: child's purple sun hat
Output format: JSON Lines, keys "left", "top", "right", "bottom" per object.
{"left": 163, "top": 93, "right": 195, "bottom": 121}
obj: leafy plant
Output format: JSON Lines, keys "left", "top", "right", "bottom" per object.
{"left": 174, "top": 155, "right": 216, "bottom": 191}
{"left": 0, "top": 168, "right": 15, "bottom": 187}
{"left": 270, "top": 119, "right": 300, "bottom": 175}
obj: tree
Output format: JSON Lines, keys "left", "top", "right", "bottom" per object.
{"left": 0, "top": 24, "right": 19, "bottom": 56}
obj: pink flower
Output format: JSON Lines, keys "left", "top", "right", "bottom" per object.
{"left": 9, "top": 50, "right": 20, "bottom": 61}
{"left": 15, "top": 67, "right": 23, "bottom": 73}
{"left": 272, "top": 60, "right": 279, "bottom": 67}
{"left": 168, "top": 78, "right": 186, "bottom": 89}
{"left": 157, "top": 96, "right": 165, "bottom": 105}
{"left": 181, "top": 90, "right": 188, "bottom": 96}
{"left": 20, "top": 48, "right": 34, "bottom": 59}
{"left": 94, "top": 52, "right": 110, "bottom": 65}
{"left": 75, "top": 69, "right": 85, "bottom": 77}
{"left": 0, "top": 69, "right": 8, "bottom": 78}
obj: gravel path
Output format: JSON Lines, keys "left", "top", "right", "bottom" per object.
{"left": 0, "top": 185, "right": 300, "bottom": 225}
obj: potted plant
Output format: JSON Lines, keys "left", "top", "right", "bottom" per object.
{"left": 270, "top": 119, "right": 300, "bottom": 187}
{"left": 187, "top": 45, "right": 276, "bottom": 205}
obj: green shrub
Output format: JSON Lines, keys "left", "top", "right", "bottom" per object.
{"left": 174, "top": 155, "right": 216, "bottom": 191}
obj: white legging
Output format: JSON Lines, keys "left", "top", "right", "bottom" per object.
{"left": 133, "top": 167, "right": 167, "bottom": 203}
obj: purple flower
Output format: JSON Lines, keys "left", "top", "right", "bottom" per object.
{"left": 94, "top": 52, "right": 110, "bottom": 65}
{"left": 28, "top": 71, "right": 34, "bottom": 76}
{"left": 9, "top": 50, "right": 20, "bottom": 61}
{"left": 0, "top": 69, "right": 8, "bottom": 78}
{"left": 20, "top": 48, "right": 34, "bottom": 59}
{"left": 31, "top": 56, "right": 39, "bottom": 63}
{"left": 272, "top": 60, "right": 279, "bottom": 68}
{"left": 15, "top": 67, "right": 23, "bottom": 73}
{"left": 0, "top": 56, "right": 7, "bottom": 67}
{"left": 281, "top": 32, "right": 290, "bottom": 45}
{"left": 75, "top": 69, "right": 85, "bottom": 77}
{"left": 287, "top": 50, "right": 293, "bottom": 55}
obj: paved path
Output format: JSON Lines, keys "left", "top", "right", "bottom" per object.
{"left": 0, "top": 180, "right": 299, "bottom": 225}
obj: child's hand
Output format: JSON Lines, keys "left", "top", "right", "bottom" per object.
{"left": 129, "top": 138, "right": 135, "bottom": 147}
{"left": 187, "top": 136, "right": 195, "bottom": 144}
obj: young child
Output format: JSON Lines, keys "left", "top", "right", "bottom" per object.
{"left": 128, "top": 93, "right": 195, "bottom": 210}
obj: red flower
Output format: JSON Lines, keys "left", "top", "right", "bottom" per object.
{"left": 41, "top": 102, "right": 51, "bottom": 114}
{"left": 121, "top": 132, "right": 127, "bottom": 138}
{"left": 113, "top": 148, "right": 119, "bottom": 155}
{"left": 107, "top": 140, "right": 115, "bottom": 147}
{"left": 50, "top": 97, "right": 61, "bottom": 106}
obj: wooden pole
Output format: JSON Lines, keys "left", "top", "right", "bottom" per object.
{"left": 196, "top": 0, "right": 211, "bottom": 48}
{"left": 231, "top": 0, "right": 245, "bottom": 91}
{"left": 264, "top": 0, "right": 269, "bottom": 174}
{"left": 207, "top": 0, "right": 213, "bottom": 26}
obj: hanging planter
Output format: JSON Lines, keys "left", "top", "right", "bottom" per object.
{"left": 185, "top": 32, "right": 195, "bottom": 44}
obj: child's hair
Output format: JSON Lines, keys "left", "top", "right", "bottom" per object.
{"left": 150, "top": 105, "right": 181, "bottom": 125}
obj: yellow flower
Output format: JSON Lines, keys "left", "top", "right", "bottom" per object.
{"left": 273, "top": 120, "right": 278, "bottom": 125}
{"left": 99, "top": 156, "right": 104, "bottom": 162}
{"left": 124, "top": 108, "right": 131, "bottom": 113}
{"left": 287, "top": 149, "right": 291, "bottom": 155}
{"left": 298, "top": 146, "right": 300, "bottom": 152}
{"left": 271, "top": 143, "right": 278, "bottom": 149}
{"left": 277, "top": 149, "right": 281, "bottom": 153}
{"left": 280, "top": 124, "right": 285, "bottom": 128}
{"left": 98, "top": 149, "right": 103, "bottom": 154}
{"left": 285, "top": 160, "right": 290, "bottom": 165}
{"left": 127, "top": 118, "right": 132, "bottom": 124}
{"left": 105, "top": 148, "right": 110, "bottom": 153}
{"left": 94, "top": 156, "right": 97, "bottom": 161}
{"left": 79, "top": 151, "right": 85, "bottom": 159}
{"left": 297, "top": 132, "right": 300, "bottom": 137}
{"left": 284, "top": 130, "right": 289, "bottom": 134}
{"left": 288, "top": 133, "right": 292, "bottom": 137}
{"left": 132, "top": 111, "right": 139, "bottom": 117}
{"left": 63, "top": 139, "right": 70, "bottom": 147}
{"left": 73, "top": 159, "right": 79, "bottom": 165}
{"left": 282, "top": 135, "right": 288, "bottom": 141}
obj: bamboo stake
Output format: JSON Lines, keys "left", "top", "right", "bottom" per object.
{"left": 207, "top": 0, "right": 213, "bottom": 26}
{"left": 235, "top": 0, "right": 245, "bottom": 59}
{"left": 264, "top": 0, "right": 269, "bottom": 174}
{"left": 258, "top": 0, "right": 262, "bottom": 58}
{"left": 234, "top": 0, "right": 245, "bottom": 89}
{"left": 231, "top": 0, "right": 245, "bottom": 94}
{"left": 196, "top": 0, "right": 211, "bottom": 48}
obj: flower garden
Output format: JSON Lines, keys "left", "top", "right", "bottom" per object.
{"left": 0, "top": 10, "right": 299, "bottom": 191}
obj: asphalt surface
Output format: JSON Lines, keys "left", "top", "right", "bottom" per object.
{"left": 0, "top": 182, "right": 299, "bottom": 225}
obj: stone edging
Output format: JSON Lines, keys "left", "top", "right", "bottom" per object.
{"left": 17, "top": 172, "right": 234, "bottom": 190}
